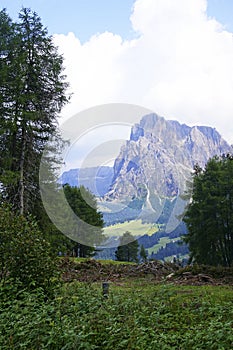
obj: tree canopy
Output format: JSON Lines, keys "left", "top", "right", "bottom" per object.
{"left": 183, "top": 154, "right": 233, "bottom": 266}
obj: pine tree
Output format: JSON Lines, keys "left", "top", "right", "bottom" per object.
{"left": 115, "top": 231, "right": 139, "bottom": 263}
{"left": 0, "top": 8, "right": 69, "bottom": 216}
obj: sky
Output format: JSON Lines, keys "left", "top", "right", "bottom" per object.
{"left": 1, "top": 0, "right": 233, "bottom": 169}
{"left": 2, "top": 0, "right": 233, "bottom": 41}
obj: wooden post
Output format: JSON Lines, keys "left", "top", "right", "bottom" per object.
{"left": 102, "top": 282, "right": 109, "bottom": 298}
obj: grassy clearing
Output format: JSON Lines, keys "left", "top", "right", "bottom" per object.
{"left": 104, "top": 219, "right": 159, "bottom": 237}
{"left": 1, "top": 279, "right": 233, "bottom": 349}
{"left": 147, "top": 237, "right": 180, "bottom": 255}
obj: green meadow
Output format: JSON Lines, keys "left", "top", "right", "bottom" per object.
{"left": 104, "top": 219, "right": 159, "bottom": 237}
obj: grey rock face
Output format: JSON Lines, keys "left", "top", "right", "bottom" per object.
{"left": 106, "top": 113, "right": 231, "bottom": 203}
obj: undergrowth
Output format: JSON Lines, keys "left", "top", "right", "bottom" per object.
{"left": 0, "top": 279, "right": 233, "bottom": 349}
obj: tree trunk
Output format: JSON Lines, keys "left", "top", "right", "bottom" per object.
{"left": 19, "top": 126, "right": 26, "bottom": 215}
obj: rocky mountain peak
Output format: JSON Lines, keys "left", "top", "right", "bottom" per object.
{"left": 106, "top": 113, "right": 231, "bottom": 204}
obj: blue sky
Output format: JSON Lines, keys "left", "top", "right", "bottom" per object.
{"left": 1, "top": 0, "right": 233, "bottom": 41}
{"left": 1, "top": 0, "right": 136, "bottom": 42}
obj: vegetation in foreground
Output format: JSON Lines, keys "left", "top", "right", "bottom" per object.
{"left": 1, "top": 276, "right": 233, "bottom": 350}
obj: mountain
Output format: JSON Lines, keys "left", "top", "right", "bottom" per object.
{"left": 107, "top": 113, "right": 231, "bottom": 200}
{"left": 61, "top": 112, "right": 231, "bottom": 228}
{"left": 101, "top": 113, "right": 232, "bottom": 228}
{"left": 60, "top": 166, "right": 113, "bottom": 197}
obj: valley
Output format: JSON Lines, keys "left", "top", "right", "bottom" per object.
{"left": 61, "top": 112, "right": 232, "bottom": 261}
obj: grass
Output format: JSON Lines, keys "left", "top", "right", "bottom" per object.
{"left": 1, "top": 278, "right": 233, "bottom": 349}
{"left": 104, "top": 219, "right": 159, "bottom": 237}
{"left": 68, "top": 257, "right": 136, "bottom": 265}
{"left": 147, "top": 236, "right": 180, "bottom": 255}
{"left": 94, "top": 259, "right": 135, "bottom": 265}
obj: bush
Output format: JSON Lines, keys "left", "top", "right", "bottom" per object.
{"left": 0, "top": 206, "right": 59, "bottom": 293}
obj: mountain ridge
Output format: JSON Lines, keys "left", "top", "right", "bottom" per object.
{"left": 106, "top": 113, "right": 231, "bottom": 203}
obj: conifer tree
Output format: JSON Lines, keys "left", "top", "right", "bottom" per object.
{"left": 0, "top": 8, "right": 69, "bottom": 216}
{"left": 63, "top": 184, "right": 105, "bottom": 257}
{"left": 140, "top": 244, "right": 148, "bottom": 262}
{"left": 115, "top": 231, "right": 139, "bottom": 263}
{"left": 183, "top": 154, "right": 233, "bottom": 266}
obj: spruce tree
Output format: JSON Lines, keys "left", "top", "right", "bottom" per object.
{"left": 0, "top": 8, "right": 69, "bottom": 216}
{"left": 183, "top": 154, "right": 233, "bottom": 266}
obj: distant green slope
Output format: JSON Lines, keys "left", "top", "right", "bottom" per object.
{"left": 103, "top": 219, "right": 159, "bottom": 237}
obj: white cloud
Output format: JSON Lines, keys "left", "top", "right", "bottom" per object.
{"left": 54, "top": 0, "right": 233, "bottom": 145}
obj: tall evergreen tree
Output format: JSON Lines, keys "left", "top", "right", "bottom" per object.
{"left": 115, "top": 231, "right": 139, "bottom": 263}
{"left": 140, "top": 244, "right": 148, "bottom": 262}
{"left": 0, "top": 8, "right": 69, "bottom": 216}
{"left": 183, "top": 154, "right": 233, "bottom": 266}
{"left": 63, "top": 184, "right": 105, "bottom": 257}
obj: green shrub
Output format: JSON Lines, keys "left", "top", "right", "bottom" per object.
{"left": 0, "top": 206, "right": 59, "bottom": 293}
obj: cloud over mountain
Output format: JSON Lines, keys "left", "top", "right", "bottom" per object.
{"left": 54, "top": 0, "right": 233, "bottom": 144}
